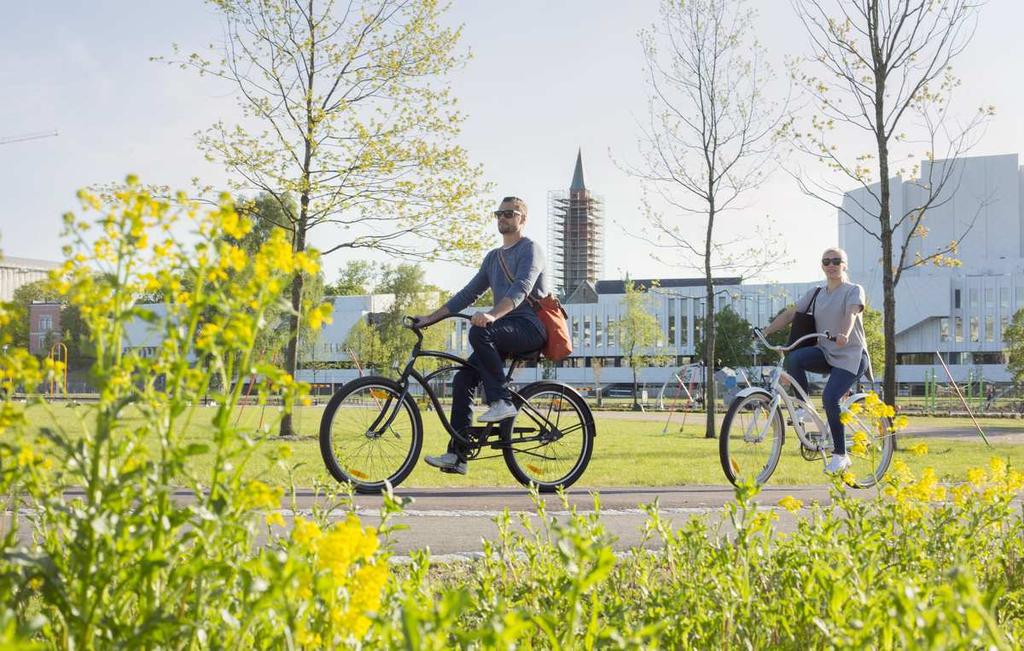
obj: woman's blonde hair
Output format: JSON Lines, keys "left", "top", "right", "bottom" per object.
{"left": 823, "top": 247, "right": 850, "bottom": 283}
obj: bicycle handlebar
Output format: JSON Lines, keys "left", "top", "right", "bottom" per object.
{"left": 402, "top": 313, "right": 470, "bottom": 331}
{"left": 752, "top": 327, "right": 836, "bottom": 353}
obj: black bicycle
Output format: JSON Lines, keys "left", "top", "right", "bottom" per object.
{"left": 319, "top": 314, "right": 596, "bottom": 494}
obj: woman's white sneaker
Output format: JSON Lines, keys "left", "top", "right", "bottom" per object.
{"left": 824, "top": 454, "right": 851, "bottom": 475}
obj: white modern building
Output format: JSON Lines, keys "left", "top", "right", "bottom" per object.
{"left": 0, "top": 256, "right": 61, "bottom": 301}
{"left": 840, "top": 152, "right": 1024, "bottom": 384}
{"left": 111, "top": 152, "right": 1022, "bottom": 393}
{"left": 287, "top": 278, "right": 820, "bottom": 391}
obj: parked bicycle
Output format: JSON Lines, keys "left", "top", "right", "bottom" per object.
{"left": 319, "top": 314, "right": 596, "bottom": 494}
{"left": 719, "top": 328, "right": 894, "bottom": 488}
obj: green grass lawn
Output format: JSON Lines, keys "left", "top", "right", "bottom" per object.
{"left": 16, "top": 402, "right": 1024, "bottom": 489}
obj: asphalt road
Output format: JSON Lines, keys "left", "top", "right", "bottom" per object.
{"left": 6, "top": 485, "right": 1022, "bottom": 559}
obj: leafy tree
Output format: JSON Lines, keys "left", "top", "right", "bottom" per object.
{"left": 327, "top": 261, "right": 378, "bottom": 296}
{"left": 629, "top": 0, "right": 788, "bottom": 438}
{"left": 7, "top": 280, "right": 56, "bottom": 351}
{"left": 695, "top": 307, "right": 753, "bottom": 370}
{"left": 1004, "top": 310, "right": 1024, "bottom": 386}
{"left": 790, "top": 0, "right": 991, "bottom": 405}
{"left": 345, "top": 263, "right": 450, "bottom": 375}
{"left": 862, "top": 304, "right": 885, "bottom": 382}
{"left": 168, "top": 0, "right": 491, "bottom": 435}
{"left": 614, "top": 279, "right": 667, "bottom": 410}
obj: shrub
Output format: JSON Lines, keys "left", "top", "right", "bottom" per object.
{"left": 0, "top": 178, "right": 389, "bottom": 649}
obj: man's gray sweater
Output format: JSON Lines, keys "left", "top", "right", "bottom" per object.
{"left": 445, "top": 237, "right": 550, "bottom": 334}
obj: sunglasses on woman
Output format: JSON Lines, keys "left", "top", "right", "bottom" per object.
{"left": 821, "top": 257, "right": 844, "bottom": 266}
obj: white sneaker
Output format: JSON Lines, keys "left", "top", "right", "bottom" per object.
{"left": 824, "top": 454, "right": 851, "bottom": 475}
{"left": 424, "top": 452, "right": 467, "bottom": 475}
{"left": 477, "top": 399, "right": 517, "bottom": 422}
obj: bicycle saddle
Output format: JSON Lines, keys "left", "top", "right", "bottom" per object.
{"left": 508, "top": 349, "right": 543, "bottom": 363}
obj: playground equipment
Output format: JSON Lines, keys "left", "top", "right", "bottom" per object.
{"left": 48, "top": 342, "right": 68, "bottom": 397}
{"left": 657, "top": 364, "right": 754, "bottom": 434}
{"left": 657, "top": 364, "right": 703, "bottom": 433}
{"left": 935, "top": 351, "right": 990, "bottom": 447}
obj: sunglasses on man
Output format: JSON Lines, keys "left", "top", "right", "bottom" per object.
{"left": 493, "top": 210, "right": 522, "bottom": 219}
{"left": 821, "top": 257, "right": 844, "bottom": 266}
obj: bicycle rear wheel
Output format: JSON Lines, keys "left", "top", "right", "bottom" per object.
{"left": 503, "top": 382, "right": 595, "bottom": 492}
{"left": 840, "top": 395, "right": 895, "bottom": 488}
{"left": 319, "top": 376, "right": 423, "bottom": 494}
{"left": 720, "top": 390, "right": 784, "bottom": 486}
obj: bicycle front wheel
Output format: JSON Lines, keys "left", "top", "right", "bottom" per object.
{"left": 503, "top": 382, "right": 595, "bottom": 492}
{"left": 720, "top": 390, "right": 784, "bottom": 486}
{"left": 319, "top": 376, "right": 423, "bottom": 494}
{"left": 841, "top": 395, "right": 895, "bottom": 488}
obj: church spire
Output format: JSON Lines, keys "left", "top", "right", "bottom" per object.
{"left": 570, "top": 147, "right": 586, "bottom": 191}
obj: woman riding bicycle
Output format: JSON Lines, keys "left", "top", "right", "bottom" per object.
{"left": 761, "top": 247, "right": 870, "bottom": 475}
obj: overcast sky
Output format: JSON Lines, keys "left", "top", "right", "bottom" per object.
{"left": 2, "top": 1, "right": 1022, "bottom": 293}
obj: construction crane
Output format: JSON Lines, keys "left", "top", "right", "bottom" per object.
{"left": 0, "top": 130, "right": 59, "bottom": 146}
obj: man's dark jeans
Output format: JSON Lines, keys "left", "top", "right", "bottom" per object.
{"left": 783, "top": 346, "right": 868, "bottom": 455}
{"left": 447, "top": 316, "right": 546, "bottom": 456}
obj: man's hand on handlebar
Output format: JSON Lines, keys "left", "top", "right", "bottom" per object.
{"left": 470, "top": 311, "right": 496, "bottom": 328}
{"left": 406, "top": 315, "right": 428, "bottom": 328}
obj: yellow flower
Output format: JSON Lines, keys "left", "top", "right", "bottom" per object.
{"left": 848, "top": 401, "right": 863, "bottom": 415}
{"left": 17, "top": 446, "right": 37, "bottom": 468}
{"left": 909, "top": 442, "right": 928, "bottom": 456}
{"left": 296, "top": 628, "right": 322, "bottom": 648}
{"left": 839, "top": 411, "right": 853, "bottom": 425}
{"left": 240, "top": 480, "right": 283, "bottom": 510}
{"left": 265, "top": 512, "right": 286, "bottom": 527}
{"left": 316, "top": 516, "right": 380, "bottom": 580}
{"left": 777, "top": 495, "right": 803, "bottom": 513}
{"left": 890, "top": 458, "right": 914, "bottom": 484}
{"left": 967, "top": 467, "right": 987, "bottom": 487}
{"left": 989, "top": 457, "right": 1008, "bottom": 478}
{"left": 951, "top": 483, "right": 972, "bottom": 506}
{"left": 292, "top": 517, "right": 322, "bottom": 549}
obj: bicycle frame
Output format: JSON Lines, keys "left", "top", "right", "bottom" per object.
{"left": 749, "top": 329, "right": 871, "bottom": 452}
{"left": 371, "top": 314, "right": 569, "bottom": 453}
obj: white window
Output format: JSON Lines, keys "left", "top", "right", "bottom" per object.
{"left": 39, "top": 314, "right": 53, "bottom": 331}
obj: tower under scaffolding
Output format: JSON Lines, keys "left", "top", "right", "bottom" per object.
{"left": 548, "top": 149, "right": 604, "bottom": 299}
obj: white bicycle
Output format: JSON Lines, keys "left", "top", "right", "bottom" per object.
{"left": 719, "top": 328, "right": 895, "bottom": 488}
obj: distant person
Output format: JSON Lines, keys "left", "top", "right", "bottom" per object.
{"left": 411, "top": 196, "right": 549, "bottom": 475}
{"left": 761, "top": 247, "right": 870, "bottom": 476}
{"left": 985, "top": 385, "right": 995, "bottom": 411}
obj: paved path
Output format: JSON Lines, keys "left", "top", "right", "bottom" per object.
{"left": 7, "top": 485, "right": 1022, "bottom": 559}
{"left": 338, "top": 485, "right": 832, "bottom": 557}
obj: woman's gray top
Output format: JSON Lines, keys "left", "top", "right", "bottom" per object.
{"left": 794, "top": 281, "right": 867, "bottom": 375}
{"left": 445, "top": 237, "right": 549, "bottom": 334}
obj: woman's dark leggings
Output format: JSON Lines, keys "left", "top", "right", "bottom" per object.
{"left": 783, "top": 347, "right": 868, "bottom": 455}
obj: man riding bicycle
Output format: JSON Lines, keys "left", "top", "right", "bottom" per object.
{"left": 411, "top": 196, "right": 550, "bottom": 475}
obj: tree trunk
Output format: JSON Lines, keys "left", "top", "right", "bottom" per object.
{"left": 869, "top": 0, "right": 898, "bottom": 408}
{"left": 279, "top": 264, "right": 306, "bottom": 437}
{"left": 632, "top": 360, "right": 640, "bottom": 411}
{"left": 704, "top": 200, "right": 717, "bottom": 439}
{"left": 280, "top": 5, "right": 316, "bottom": 438}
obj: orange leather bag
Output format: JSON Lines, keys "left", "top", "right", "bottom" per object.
{"left": 497, "top": 251, "right": 573, "bottom": 362}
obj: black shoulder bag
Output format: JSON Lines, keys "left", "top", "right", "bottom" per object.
{"left": 786, "top": 287, "right": 822, "bottom": 350}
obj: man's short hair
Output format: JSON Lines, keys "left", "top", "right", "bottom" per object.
{"left": 501, "top": 195, "right": 528, "bottom": 218}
